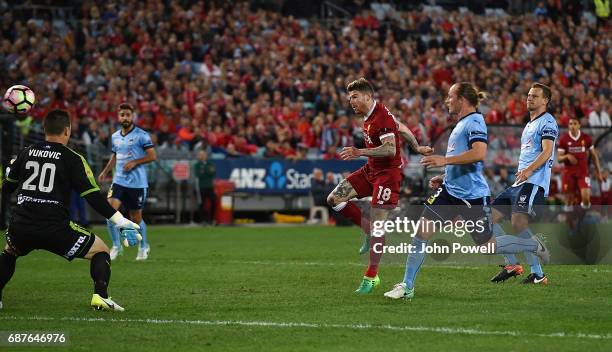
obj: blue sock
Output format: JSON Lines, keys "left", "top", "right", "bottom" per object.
{"left": 493, "top": 224, "right": 519, "bottom": 265}
{"left": 495, "top": 235, "right": 537, "bottom": 254}
{"left": 403, "top": 237, "right": 428, "bottom": 289}
{"left": 517, "top": 228, "right": 543, "bottom": 276}
{"left": 139, "top": 220, "right": 148, "bottom": 248}
{"left": 106, "top": 220, "right": 121, "bottom": 248}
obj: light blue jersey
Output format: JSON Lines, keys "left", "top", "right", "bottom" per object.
{"left": 444, "top": 112, "right": 490, "bottom": 199}
{"left": 518, "top": 112, "right": 558, "bottom": 196}
{"left": 111, "top": 126, "right": 154, "bottom": 188}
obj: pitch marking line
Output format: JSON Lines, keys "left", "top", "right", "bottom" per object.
{"left": 226, "top": 260, "right": 481, "bottom": 269}
{"left": 0, "top": 315, "right": 610, "bottom": 340}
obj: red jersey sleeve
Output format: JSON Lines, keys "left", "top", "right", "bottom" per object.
{"left": 377, "top": 106, "right": 399, "bottom": 140}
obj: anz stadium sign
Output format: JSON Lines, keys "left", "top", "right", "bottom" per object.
{"left": 212, "top": 159, "right": 366, "bottom": 194}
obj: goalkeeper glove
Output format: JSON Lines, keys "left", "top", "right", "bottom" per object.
{"left": 109, "top": 211, "right": 142, "bottom": 247}
{"left": 120, "top": 228, "right": 142, "bottom": 247}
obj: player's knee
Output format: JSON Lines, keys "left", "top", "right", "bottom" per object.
{"left": 89, "top": 236, "right": 110, "bottom": 256}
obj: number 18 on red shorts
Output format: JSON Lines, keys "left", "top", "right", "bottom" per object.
{"left": 347, "top": 164, "right": 402, "bottom": 209}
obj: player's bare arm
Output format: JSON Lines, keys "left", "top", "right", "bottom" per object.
{"left": 420, "top": 141, "right": 487, "bottom": 168}
{"left": 557, "top": 149, "right": 577, "bottom": 165}
{"left": 327, "top": 179, "right": 358, "bottom": 207}
{"left": 340, "top": 135, "right": 396, "bottom": 160}
{"left": 123, "top": 148, "right": 157, "bottom": 172}
{"left": 398, "top": 122, "right": 433, "bottom": 155}
{"left": 98, "top": 153, "right": 116, "bottom": 182}
{"left": 515, "top": 139, "right": 554, "bottom": 184}
{"left": 590, "top": 147, "right": 604, "bottom": 182}
{"left": 429, "top": 174, "right": 445, "bottom": 189}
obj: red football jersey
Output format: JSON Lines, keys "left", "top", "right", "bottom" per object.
{"left": 363, "top": 101, "right": 402, "bottom": 170}
{"left": 557, "top": 131, "right": 592, "bottom": 173}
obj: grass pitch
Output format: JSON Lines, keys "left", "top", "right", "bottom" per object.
{"left": 0, "top": 225, "right": 611, "bottom": 351}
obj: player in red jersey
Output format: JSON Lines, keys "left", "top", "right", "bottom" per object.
{"left": 326, "top": 78, "right": 432, "bottom": 294}
{"left": 557, "top": 117, "right": 604, "bottom": 210}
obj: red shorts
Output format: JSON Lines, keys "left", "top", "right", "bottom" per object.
{"left": 347, "top": 164, "right": 402, "bottom": 208}
{"left": 561, "top": 170, "right": 590, "bottom": 193}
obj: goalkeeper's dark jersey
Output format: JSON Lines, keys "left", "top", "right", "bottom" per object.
{"left": 4, "top": 141, "right": 100, "bottom": 231}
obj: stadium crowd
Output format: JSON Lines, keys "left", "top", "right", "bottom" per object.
{"left": 1, "top": 0, "right": 610, "bottom": 162}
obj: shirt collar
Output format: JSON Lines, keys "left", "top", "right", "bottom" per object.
{"left": 529, "top": 111, "right": 547, "bottom": 123}
{"left": 121, "top": 125, "right": 136, "bottom": 137}
{"left": 569, "top": 130, "right": 581, "bottom": 141}
{"left": 364, "top": 101, "right": 376, "bottom": 121}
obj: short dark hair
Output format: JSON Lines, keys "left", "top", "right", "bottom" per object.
{"left": 118, "top": 102, "right": 134, "bottom": 112}
{"left": 455, "top": 82, "right": 487, "bottom": 107}
{"left": 43, "top": 109, "right": 71, "bottom": 136}
{"left": 531, "top": 83, "right": 552, "bottom": 102}
{"left": 347, "top": 77, "right": 374, "bottom": 95}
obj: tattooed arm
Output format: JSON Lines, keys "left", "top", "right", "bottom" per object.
{"left": 398, "top": 122, "right": 419, "bottom": 151}
{"left": 360, "top": 134, "right": 397, "bottom": 157}
{"left": 398, "top": 122, "right": 434, "bottom": 155}
{"left": 339, "top": 135, "right": 396, "bottom": 160}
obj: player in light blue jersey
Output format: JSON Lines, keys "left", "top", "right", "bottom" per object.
{"left": 384, "top": 83, "right": 551, "bottom": 300}
{"left": 489, "top": 83, "right": 558, "bottom": 284}
{"left": 98, "top": 103, "right": 157, "bottom": 261}
{"left": 384, "top": 83, "right": 493, "bottom": 299}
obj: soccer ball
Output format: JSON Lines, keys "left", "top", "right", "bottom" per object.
{"left": 3, "top": 85, "right": 35, "bottom": 116}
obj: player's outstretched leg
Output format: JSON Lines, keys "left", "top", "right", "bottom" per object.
{"left": 136, "top": 220, "right": 150, "bottom": 261}
{"left": 384, "top": 236, "right": 425, "bottom": 300}
{"left": 385, "top": 215, "right": 434, "bottom": 300}
{"left": 327, "top": 179, "right": 370, "bottom": 255}
{"left": 355, "top": 206, "right": 391, "bottom": 294}
{"left": 106, "top": 220, "right": 122, "bottom": 260}
{"left": 355, "top": 235, "right": 383, "bottom": 294}
{"left": 0, "top": 248, "right": 18, "bottom": 309}
{"left": 503, "top": 213, "right": 547, "bottom": 284}
{"left": 86, "top": 236, "right": 124, "bottom": 311}
{"left": 493, "top": 234, "right": 550, "bottom": 264}
{"left": 490, "top": 222, "right": 523, "bottom": 283}
{"left": 490, "top": 226, "right": 524, "bottom": 282}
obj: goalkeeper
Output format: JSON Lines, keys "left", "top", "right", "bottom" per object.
{"left": 0, "top": 109, "right": 140, "bottom": 312}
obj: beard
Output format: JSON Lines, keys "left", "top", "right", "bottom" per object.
{"left": 121, "top": 120, "right": 133, "bottom": 129}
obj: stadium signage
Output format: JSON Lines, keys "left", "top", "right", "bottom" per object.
{"left": 213, "top": 159, "right": 366, "bottom": 194}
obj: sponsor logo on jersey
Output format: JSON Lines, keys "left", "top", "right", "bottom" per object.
{"left": 16, "top": 194, "right": 60, "bottom": 205}
{"left": 521, "top": 138, "right": 532, "bottom": 150}
{"left": 65, "top": 235, "right": 88, "bottom": 258}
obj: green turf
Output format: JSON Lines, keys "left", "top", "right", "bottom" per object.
{"left": 0, "top": 225, "right": 611, "bottom": 351}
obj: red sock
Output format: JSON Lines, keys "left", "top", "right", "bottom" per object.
{"left": 337, "top": 201, "right": 370, "bottom": 234}
{"left": 365, "top": 235, "right": 385, "bottom": 278}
